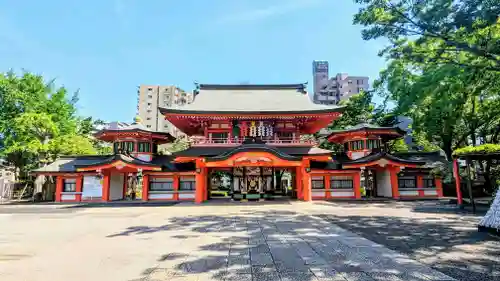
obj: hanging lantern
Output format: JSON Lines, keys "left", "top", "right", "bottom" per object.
{"left": 95, "top": 169, "right": 103, "bottom": 181}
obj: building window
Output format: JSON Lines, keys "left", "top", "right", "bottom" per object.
{"left": 149, "top": 178, "right": 173, "bottom": 191}
{"left": 331, "top": 176, "right": 353, "bottom": 189}
{"left": 146, "top": 117, "right": 151, "bottom": 120}
{"left": 398, "top": 176, "right": 416, "bottom": 189}
{"left": 312, "top": 177, "right": 325, "bottom": 189}
{"left": 148, "top": 95, "right": 153, "bottom": 99}
{"left": 138, "top": 142, "right": 151, "bottom": 153}
{"left": 209, "top": 132, "right": 229, "bottom": 143}
{"left": 277, "top": 131, "right": 294, "bottom": 140}
{"left": 357, "top": 87, "right": 363, "bottom": 92}
{"left": 351, "top": 140, "right": 364, "bottom": 150}
{"left": 63, "top": 178, "right": 77, "bottom": 192}
{"left": 147, "top": 110, "right": 152, "bottom": 113}
{"left": 147, "top": 103, "right": 151, "bottom": 106}
{"left": 348, "top": 80, "right": 352, "bottom": 85}
{"left": 423, "top": 176, "right": 435, "bottom": 188}
{"left": 114, "top": 141, "right": 134, "bottom": 153}
{"left": 147, "top": 125, "right": 151, "bottom": 128}
{"left": 179, "top": 178, "right": 195, "bottom": 191}
{"left": 367, "top": 139, "right": 380, "bottom": 149}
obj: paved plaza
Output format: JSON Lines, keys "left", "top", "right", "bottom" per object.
{"left": 0, "top": 201, "right": 496, "bottom": 281}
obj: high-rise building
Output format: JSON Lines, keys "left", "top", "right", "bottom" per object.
{"left": 136, "top": 85, "right": 192, "bottom": 138}
{"left": 312, "top": 60, "right": 369, "bottom": 104}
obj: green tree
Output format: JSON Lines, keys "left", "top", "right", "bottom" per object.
{"left": 0, "top": 71, "right": 97, "bottom": 179}
{"left": 353, "top": 0, "right": 500, "bottom": 71}
{"left": 354, "top": 0, "right": 500, "bottom": 188}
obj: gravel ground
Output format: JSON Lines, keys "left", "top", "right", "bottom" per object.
{"left": 315, "top": 201, "right": 500, "bottom": 281}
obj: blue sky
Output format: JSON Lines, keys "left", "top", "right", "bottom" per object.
{"left": 0, "top": 0, "right": 387, "bottom": 122}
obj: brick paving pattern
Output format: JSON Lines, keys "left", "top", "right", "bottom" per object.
{"left": 0, "top": 203, "right": 458, "bottom": 281}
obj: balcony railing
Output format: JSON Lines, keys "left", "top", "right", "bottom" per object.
{"left": 190, "top": 136, "right": 316, "bottom": 147}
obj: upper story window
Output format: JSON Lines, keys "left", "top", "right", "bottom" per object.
{"left": 423, "top": 175, "right": 435, "bottom": 188}
{"left": 138, "top": 142, "right": 151, "bottom": 153}
{"left": 114, "top": 141, "right": 135, "bottom": 153}
{"left": 367, "top": 139, "right": 380, "bottom": 149}
{"left": 398, "top": 176, "right": 416, "bottom": 189}
{"left": 149, "top": 178, "right": 173, "bottom": 191}
{"left": 209, "top": 132, "right": 229, "bottom": 143}
{"left": 63, "top": 178, "right": 77, "bottom": 192}
{"left": 351, "top": 140, "right": 364, "bottom": 150}
{"left": 312, "top": 176, "right": 325, "bottom": 189}
{"left": 276, "top": 131, "right": 294, "bottom": 140}
{"left": 179, "top": 177, "right": 196, "bottom": 190}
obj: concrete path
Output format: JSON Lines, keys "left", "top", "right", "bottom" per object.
{"left": 0, "top": 202, "right": 456, "bottom": 281}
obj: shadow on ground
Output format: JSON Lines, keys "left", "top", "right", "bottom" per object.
{"left": 109, "top": 208, "right": 475, "bottom": 281}
{"left": 318, "top": 212, "right": 500, "bottom": 281}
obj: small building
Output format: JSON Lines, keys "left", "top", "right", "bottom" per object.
{"left": 32, "top": 84, "right": 444, "bottom": 203}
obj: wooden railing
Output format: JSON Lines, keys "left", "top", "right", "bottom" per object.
{"left": 190, "top": 137, "right": 316, "bottom": 146}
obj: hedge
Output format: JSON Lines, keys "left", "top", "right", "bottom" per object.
{"left": 453, "top": 144, "right": 500, "bottom": 157}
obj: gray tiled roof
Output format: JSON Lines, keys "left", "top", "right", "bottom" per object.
{"left": 32, "top": 154, "right": 194, "bottom": 173}
{"left": 173, "top": 146, "right": 333, "bottom": 157}
{"left": 159, "top": 84, "right": 342, "bottom": 114}
{"left": 394, "top": 151, "right": 448, "bottom": 168}
{"left": 329, "top": 123, "right": 404, "bottom": 134}
{"left": 32, "top": 156, "right": 111, "bottom": 173}
{"left": 343, "top": 152, "right": 426, "bottom": 165}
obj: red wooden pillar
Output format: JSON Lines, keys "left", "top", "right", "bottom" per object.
{"left": 173, "top": 175, "right": 180, "bottom": 201}
{"left": 353, "top": 172, "right": 361, "bottom": 199}
{"left": 453, "top": 159, "right": 463, "bottom": 205}
{"left": 302, "top": 172, "right": 312, "bottom": 201}
{"left": 55, "top": 176, "right": 63, "bottom": 202}
{"left": 75, "top": 175, "right": 83, "bottom": 202}
{"left": 123, "top": 173, "right": 128, "bottom": 199}
{"left": 302, "top": 159, "right": 312, "bottom": 201}
{"left": 102, "top": 172, "right": 110, "bottom": 202}
{"left": 390, "top": 167, "right": 400, "bottom": 199}
{"left": 142, "top": 174, "right": 149, "bottom": 201}
{"left": 417, "top": 175, "right": 424, "bottom": 197}
{"left": 295, "top": 167, "right": 303, "bottom": 200}
{"left": 435, "top": 177, "right": 443, "bottom": 197}
{"left": 195, "top": 160, "right": 206, "bottom": 204}
{"left": 325, "top": 175, "right": 331, "bottom": 199}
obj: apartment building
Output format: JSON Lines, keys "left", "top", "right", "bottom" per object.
{"left": 312, "top": 61, "right": 369, "bottom": 104}
{"left": 136, "top": 85, "right": 192, "bottom": 138}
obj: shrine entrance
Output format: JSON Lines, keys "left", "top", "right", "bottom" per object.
{"left": 208, "top": 166, "right": 293, "bottom": 201}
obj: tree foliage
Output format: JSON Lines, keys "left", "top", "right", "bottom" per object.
{"left": 354, "top": 0, "right": 500, "bottom": 71}
{"left": 354, "top": 0, "right": 500, "bottom": 187}
{"left": 0, "top": 71, "right": 97, "bottom": 179}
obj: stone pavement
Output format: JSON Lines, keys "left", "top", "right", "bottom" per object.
{"left": 0, "top": 202, "right": 457, "bottom": 281}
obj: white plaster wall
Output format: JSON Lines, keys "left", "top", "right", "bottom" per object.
{"left": 179, "top": 193, "right": 195, "bottom": 199}
{"left": 312, "top": 191, "right": 326, "bottom": 197}
{"left": 330, "top": 190, "right": 354, "bottom": 197}
{"left": 109, "top": 174, "right": 124, "bottom": 201}
{"left": 400, "top": 190, "right": 419, "bottom": 196}
{"left": 424, "top": 189, "right": 437, "bottom": 196}
{"left": 61, "top": 194, "right": 76, "bottom": 201}
{"left": 350, "top": 151, "right": 367, "bottom": 160}
{"left": 233, "top": 178, "right": 240, "bottom": 191}
{"left": 376, "top": 169, "right": 392, "bottom": 197}
{"left": 149, "top": 193, "right": 174, "bottom": 200}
